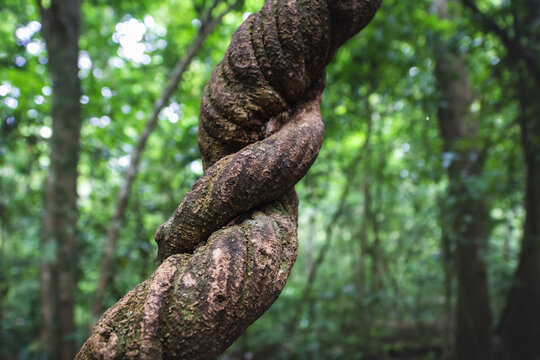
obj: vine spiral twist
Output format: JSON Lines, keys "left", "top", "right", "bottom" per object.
{"left": 77, "top": 0, "right": 380, "bottom": 358}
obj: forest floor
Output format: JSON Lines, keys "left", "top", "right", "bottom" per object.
{"left": 224, "top": 322, "right": 449, "bottom": 359}
{"left": 362, "top": 322, "right": 448, "bottom": 360}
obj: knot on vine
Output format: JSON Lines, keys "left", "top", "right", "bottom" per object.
{"left": 155, "top": 0, "right": 381, "bottom": 263}
{"left": 78, "top": 1, "right": 380, "bottom": 358}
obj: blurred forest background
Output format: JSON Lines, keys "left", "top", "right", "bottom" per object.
{"left": 1, "top": 0, "right": 539, "bottom": 358}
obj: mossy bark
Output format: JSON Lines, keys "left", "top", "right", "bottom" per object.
{"left": 78, "top": 0, "right": 381, "bottom": 358}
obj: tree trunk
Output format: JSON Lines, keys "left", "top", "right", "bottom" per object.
{"left": 439, "top": 207, "right": 453, "bottom": 345}
{"left": 38, "top": 0, "right": 82, "bottom": 359}
{"left": 497, "top": 69, "right": 540, "bottom": 360}
{"left": 457, "top": 1, "right": 540, "bottom": 358}
{"left": 77, "top": 0, "right": 381, "bottom": 357}
{"left": 432, "top": 1, "right": 493, "bottom": 358}
{"left": 0, "top": 193, "right": 6, "bottom": 341}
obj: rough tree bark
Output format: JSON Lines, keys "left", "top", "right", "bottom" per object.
{"left": 432, "top": 0, "right": 493, "bottom": 358}
{"left": 37, "top": 0, "right": 82, "bottom": 359}
{"left": 76, "top": 0, "right": 381, "bottom": 358}
{"left": 92, "top": 0, "right": 239, "bottom": 321}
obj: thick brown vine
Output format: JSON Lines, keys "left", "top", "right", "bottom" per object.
{"left": 77, "top": 0, "right": 380, "bottom": 358}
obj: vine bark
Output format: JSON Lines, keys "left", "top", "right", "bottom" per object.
{"left": 78, "top": 0, "right": 381, "bottom": 358}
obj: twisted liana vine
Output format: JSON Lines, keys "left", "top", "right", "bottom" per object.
{"left": 77, "top": 0, "right": 381, "bottom": 358}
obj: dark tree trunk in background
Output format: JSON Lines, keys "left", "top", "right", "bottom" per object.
{"left": 497, "top": 71, "right": 540, "bottom": 360}
{"left": 38, "top": 0, "right": 82, "bottom": 359}
{"left": 435, "top": 56, "right": 493, "bottom": 360}
{"left": 432, "top": 1, "right": 493, "bottom": 358}
{"left": 439, "top": 214, "right": 453, "bottom": 343}
{"left": 458, "top": 1, "right": 540, "bottom": 358}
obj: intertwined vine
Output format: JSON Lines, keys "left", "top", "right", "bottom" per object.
{"left": 77, "top": 0, "right": 380, "bottom": 358}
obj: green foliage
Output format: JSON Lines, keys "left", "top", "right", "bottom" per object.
{"left": 0, "top": 0, "right": 527, "bottom": 358}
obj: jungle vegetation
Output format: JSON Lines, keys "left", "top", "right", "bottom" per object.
{"left": 0, "top": 0, "right": 538, "bottom": 358}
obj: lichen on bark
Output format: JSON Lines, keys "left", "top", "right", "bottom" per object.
{"left": 78, "top": 0, "right": 380, "bottom": 358}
